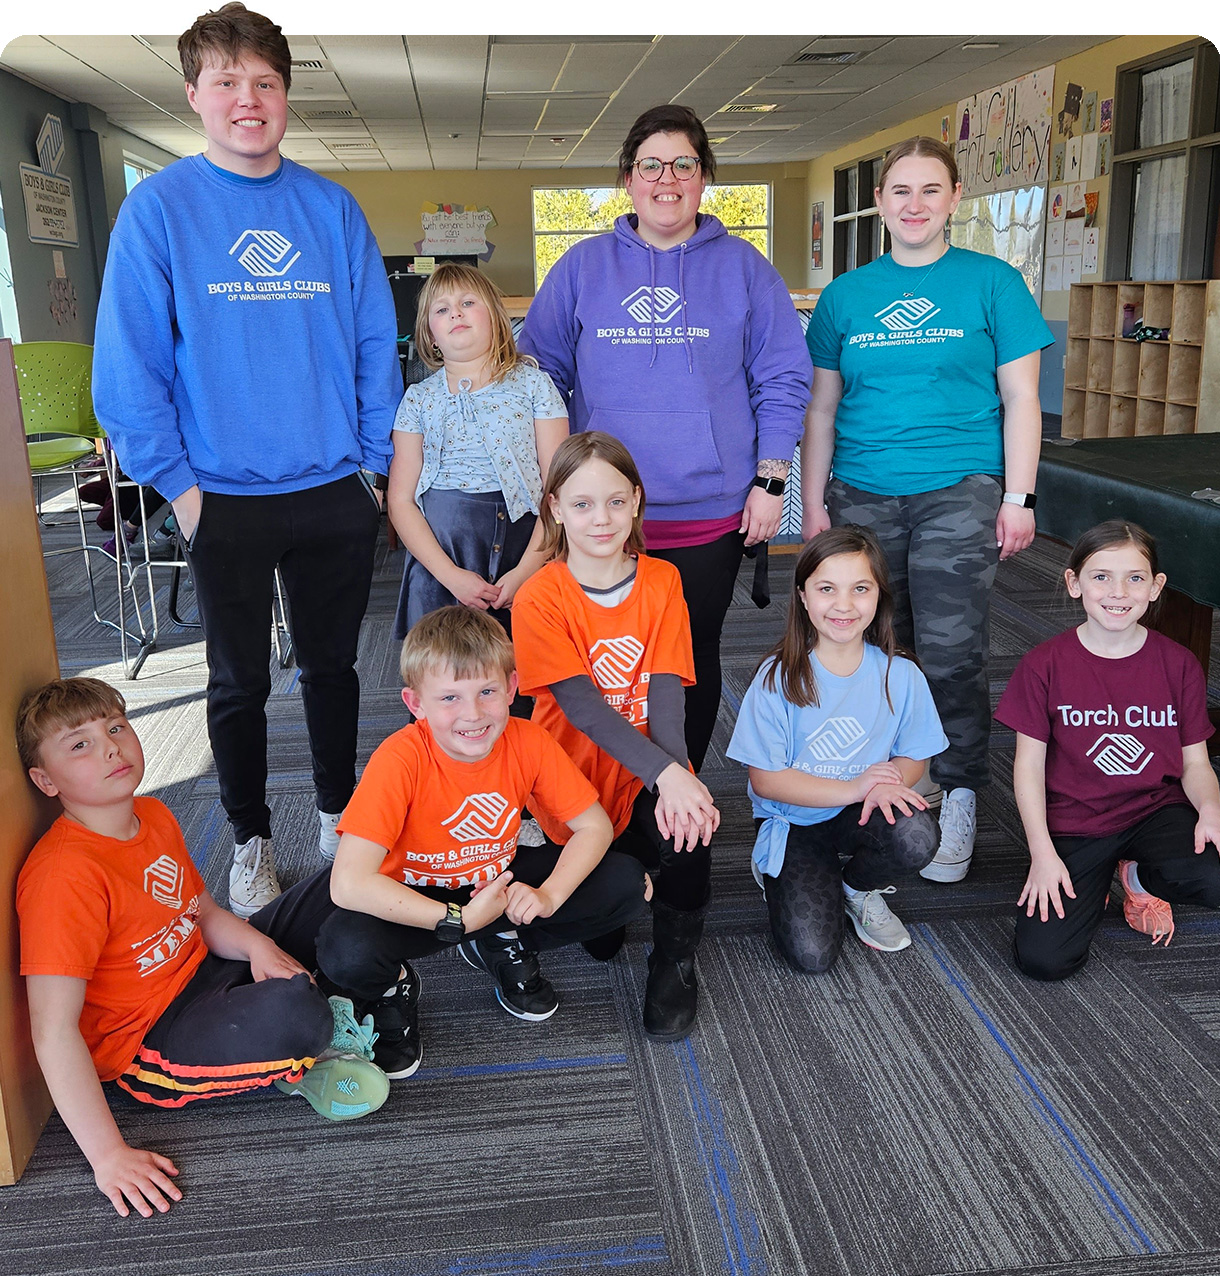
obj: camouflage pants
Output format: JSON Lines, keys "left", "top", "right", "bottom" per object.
{"left": 827, "top": 473, "right": 1002, "bottom": 791}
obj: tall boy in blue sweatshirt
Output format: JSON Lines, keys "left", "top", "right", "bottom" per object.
{"left": 93, "top": 3, "right": 401, "bottom": 917}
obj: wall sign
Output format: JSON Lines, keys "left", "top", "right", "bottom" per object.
{"left": 954, "top": 66, "right": 1054, "bottom": 199}
{"left": 417, "top": 203, "right": 495, "bottom": 257}
{"left": 20, "top": 114, "right": 78, "bottom": 247}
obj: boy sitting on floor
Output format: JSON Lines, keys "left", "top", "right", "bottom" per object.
{"left": 318, "top": 606, "right": 648, "bottom": 1077}
{"left": 16, "top": 678, "right": 389, "bottom": 1220}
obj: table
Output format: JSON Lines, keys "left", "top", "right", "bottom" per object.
{"left": 1038, "top": 434, "right": 1220, "bottom": 745}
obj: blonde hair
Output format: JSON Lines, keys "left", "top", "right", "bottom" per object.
{"left": 414, "top": 263, "right": 534, "bottom": 384}
{"left": 399, "top": 606, "right": 516, "bottom": 689}
{"left": 538, "top": 431, "right": 647, "bottom": 561}
{"left": 17, "top": 677, "right": 128, "bottom": 771}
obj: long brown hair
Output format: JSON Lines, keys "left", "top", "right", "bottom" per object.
{"left": 876, "top": 135, "right": 960, "bottom": 195}
{"left": 414, "top": 262, "right": 533, "bottom": 383}
{"left": 539, "top": 431, "right": 647, "bottom": 561}
{"left": 760, "top": 526, "right": 907, "bottom": 709}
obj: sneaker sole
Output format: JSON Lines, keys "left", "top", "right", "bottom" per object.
{"left": 227, "top": 895, "right": 267, "bottom": 920}
{"left": 274, "top": 1059, "right": 389, "bottom": 1121}
{"left": 847, "top": 914, "right": 912, "bottom": 952}
{"left": 382, "top": 1041, "right": 424, "bottom": 1080}
{"left": 918, "top": 857, "right": 972, "bottom": 884}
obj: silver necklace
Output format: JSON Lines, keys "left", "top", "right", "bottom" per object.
{"left": 899, "top": 247, "right": 948, "bottom": 298}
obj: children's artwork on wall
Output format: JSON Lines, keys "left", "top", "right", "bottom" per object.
{"left": 810, "top": 201, "right": 824, "bottom": 271}
{"left": 1083, "top": 190, "right": 1100, "bottom": 227}
{"left": 1083, "top": 227, "right": 1100, "bottom": 274}
{"left": 1058, "top": 82, "right": 1082, "bottom": 138}
{"left": 1052, "top": 141, "right": 1066, "bottom": 182}
{"left": 1081, "top": 134, "right": 1099, "bottom": 180}
{"left": 1100, "top": 97, "right": 1113, "bottom": 133}
{"left": 1049, "top": 184, "right": 1066, "bottom": 220}
{"left": 1066, "top": 135, "right": 1081, "bottom": 180}
{"left": 1045, "top": 257, "right": 1064, "bottom": 291}
{"left": 941, "top": 115, "right": 950, "bottom": 144}
{"left": 1082, "top": 91, "right": 1099, "bottom": 134}
{"left": 954, "top": 65, "right": 1053, "bottom": 197}
{"left": 1048, "top": 221, "right": 1065, "bottom": 256}
{"left": 1098, "top": 134, "right": 1113, "bottom": 176}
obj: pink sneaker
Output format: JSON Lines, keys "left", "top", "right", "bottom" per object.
{"left": 1117, "top": 860, "right": 1174, "bottom": 946}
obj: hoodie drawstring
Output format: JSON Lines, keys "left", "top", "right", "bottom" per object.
{"left": 647, "top": 245, "right": 659, "bottom": 369}
{"left": 679, "top": 243, "right": 693, "bottom": 374}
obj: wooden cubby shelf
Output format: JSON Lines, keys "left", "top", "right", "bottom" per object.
{"left": 1063, "top": 280, "right": 1219, "bottom": 438}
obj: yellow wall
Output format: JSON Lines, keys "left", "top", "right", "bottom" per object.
{"left": 329, "top": 163, "right": 810, "bottom": 296}
{"left": 802, "top": 35, "right": 1197, "bottom": 318}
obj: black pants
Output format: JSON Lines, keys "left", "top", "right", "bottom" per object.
{"left": 613, "top": 785, "right": 713, "bottom": 913}
{"left": 316, "top": 846, "right": 648, "bottom": 1002}
{"left": 118, "top": 869, "right": 337, "bottom": 1105}
{"left": 1014, "top": 804, "right": 1220, "bottom": 981}
{"left": 651, "top": 530, "right": 745, "bottom": 772}
{"left": 762, "top": 804, "right": 939, "bottom": 974}
{"left": 185, "top": 474, "right": 380, "bottom": 842}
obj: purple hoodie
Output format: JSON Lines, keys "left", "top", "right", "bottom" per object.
{"left": 519, "top": 213, "right": 811, "bottom": 521}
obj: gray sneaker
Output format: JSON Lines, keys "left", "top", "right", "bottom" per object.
{"left": 229, "top": 834, "right": 281, "bottom": 918}
{"left": 844, "top": 885, "right": 911, "bottom": 952}
{"left": 919, "top": 787, "right": 976, "bottom": 883}
{"left": 318, "top": 810, "right": 342, "bottom": 862}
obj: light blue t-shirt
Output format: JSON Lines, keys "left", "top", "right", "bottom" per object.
{"left": 806, "top": 247, "right": 1053, "bottom": 496}
{"left": 727, "top": 644, "right": 948, "bottom": 881}
{"left": 394, "top": 363, "right": 567, "bottom": 521}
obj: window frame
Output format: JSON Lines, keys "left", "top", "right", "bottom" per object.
{"left": 1105, "top": 38, "right": 1220, "bottom": 281}
{"left": 530, "top": 180, "right": 772, "bottom": 290}
{"left": 832, "top": 152, "right": 887, "bottom": 276}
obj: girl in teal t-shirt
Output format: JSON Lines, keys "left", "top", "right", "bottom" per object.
{"left": 802, "top": 135, "right": 1053, "bottom": 887}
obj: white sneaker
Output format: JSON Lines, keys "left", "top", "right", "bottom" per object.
{"left": 844, "top": 885, "right": 911, "bottom": 952}
{"left": 229, "top": 835, "right": 281, "bottom": 918}
{"left": 318, "top": 810, "right": 342, "bottom": 862}
{"left": 517, "top": 817, "right": 547, "bottom": 847}
{"left": 920, "top": 787, "right": 976, "bottom": 883}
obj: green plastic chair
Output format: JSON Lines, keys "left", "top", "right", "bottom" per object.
{"left": 14, "top": 340, "right": 104, "bottom": 475}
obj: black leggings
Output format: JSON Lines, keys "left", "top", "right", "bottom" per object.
{"left": 612, "top": 785, "right": 713, "bottom": 913}
{"left": 1014, "top": 803, "right": 1220, "bottom": 981}
{"left": 762, "top": 804, "right": 938, "bottom": 975}
{"left": 650, "top": 530, "right": 745, "bottom": 772}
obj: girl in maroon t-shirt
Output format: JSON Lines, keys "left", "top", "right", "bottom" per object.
{"left": 995, "top": 521, "right": 1220, "bottom": 980}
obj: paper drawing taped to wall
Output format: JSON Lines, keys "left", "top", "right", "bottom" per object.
{"left": 954, "top": 66, "right": 1054, "bottom": 199}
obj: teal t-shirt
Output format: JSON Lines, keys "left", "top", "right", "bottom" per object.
{"left": 806, "top": 247, "right": 1053, "bottom": 496}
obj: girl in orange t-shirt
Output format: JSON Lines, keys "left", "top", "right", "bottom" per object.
{"left": 513, "top": 431, "right": 719, "bottom": 1041}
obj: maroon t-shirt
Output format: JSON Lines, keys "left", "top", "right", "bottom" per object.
{"left": 995, "top": 627, "right": 1213, "bottom": 837}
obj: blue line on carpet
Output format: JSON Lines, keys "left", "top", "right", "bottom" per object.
{"left": 284, "top": 668, "right": 302, "bottom": 693}
{"left": 674, "top": 1037, "right": 766, "bottom": 1274}
{"left": 915, "top": 923, "right": 1156, "bottom": 1255}
{"left": 721, "top": 686, "right": 742, "bottom": 714}
{"left": 196, "top": 801, "right": 228, "bottom": 872}
{"left": 413, "top": 1053, "right": 628, "bottom": 1081}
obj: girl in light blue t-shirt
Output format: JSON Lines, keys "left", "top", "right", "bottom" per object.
{"left": 728, "top": 526, "right": 947, "bottom": 973}
{"left": 387, "top": 262, "right": 569, "bottom": 640}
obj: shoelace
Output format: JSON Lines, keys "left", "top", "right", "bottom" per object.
{"left": 328, "top": 996, "right": 379, "bottom": 1060}
{"left": 939, "top": 800, "right": 973, "bottom": 854}
{"left": 239, "top": 839, "right": 278, "bottom": 894}
{"left": 498, "top": 941, "right": 545, "bottom": 992}
{"left": 858, "top": 886, "right": 897, "bottom": 926}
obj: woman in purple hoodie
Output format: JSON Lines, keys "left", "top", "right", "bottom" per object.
{"left": 520, "top": 104, "right": 811, "bottom": 772}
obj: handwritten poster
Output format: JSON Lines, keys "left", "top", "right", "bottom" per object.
{"left": 954, "top": 65, "right": 1054, "bottom": 198}
{"left": 419, "top": 204, "right": 496, "bottom": 256}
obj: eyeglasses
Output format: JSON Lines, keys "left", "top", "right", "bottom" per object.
{"left": 632, "top": 156, "right": 701, "bottom": 182}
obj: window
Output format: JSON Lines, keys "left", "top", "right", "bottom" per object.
{"left": 833, "top": 154, "right": 886, "bottom": 275}
{"left": 531, "top": 182, "right": 771, "bottom": 288}
{"left": 1107, "top": 40, "right": 1220, "bottom": 281}
{"left": 123, "top": 159, "right": 158, "bottom": 192}
{"left": 0, "top": 194, "right": 20, "bottom": 342}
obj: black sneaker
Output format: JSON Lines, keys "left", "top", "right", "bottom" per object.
{"left": 458, "top": 934, "right": 558, "bottom": 1021}
{"left": 371, "top": 965, "right": 423, "bottom": 1079}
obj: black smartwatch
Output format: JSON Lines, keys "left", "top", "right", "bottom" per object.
{"left": 361, "top": 468, "right": 389, "bottom": 493}
{"left": 752, "top": 475, "right": 785, "bottom": 496}
{"left": 434, "top": 901, "right": 465, "bottom": 944}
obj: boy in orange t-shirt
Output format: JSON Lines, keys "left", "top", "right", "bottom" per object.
{"left": 319, "top": 606, "right": 648, "bottom": 1080}
{"left": 16, "top": 678, "right": 390, "bottom": 1221}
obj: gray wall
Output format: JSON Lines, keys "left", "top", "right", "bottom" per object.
{"left": 0, "top": 66, "right": 180, "bottom": 344}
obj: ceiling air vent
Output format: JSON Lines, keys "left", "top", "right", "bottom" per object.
{"left": 329, "top": 142, "right": 379, "bottom": 152}
{"left": 718, "top": 103, "right": 778, "bottom": 114}
{"left": 292, "top": 59, "right": 327, "bottom": 70}
{"left": 301, "top": 108, "right": 358, "bottom": 119}
{"left": 792, "top": 50, "right": 861, "bottom": 64}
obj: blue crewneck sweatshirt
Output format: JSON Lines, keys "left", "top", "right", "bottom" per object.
{"left": 519, "top": 213, "right": 810, "bottom": 521}
{"left": 93, "top": 154, "right": 400, "bottom": 500}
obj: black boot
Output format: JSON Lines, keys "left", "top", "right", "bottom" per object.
{"left": 643, "top": 901, "right": 706, "bottom": 1041}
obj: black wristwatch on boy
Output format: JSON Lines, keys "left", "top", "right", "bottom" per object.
{"left": 434, "top": 901, "right": 465, "bottom": 944}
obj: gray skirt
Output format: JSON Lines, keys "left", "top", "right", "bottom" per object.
{"left": 393, "top": 486, "right": 536, "bottom": 640}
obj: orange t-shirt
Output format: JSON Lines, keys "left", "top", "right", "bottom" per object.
{"left": 338, "top": 716, "right": 599, "bottom": 888}
{"left": 512, "top": 555, "right": 695, "bottom": 842}
{"left": 17, "top": 796, "right": 207, "bottom": 1082}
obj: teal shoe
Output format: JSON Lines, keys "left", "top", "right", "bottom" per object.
{"left": 274, "top": 1055, "right": 389, "bottom": 1122}
{"left": 327, "top": 994, "right": 378, "bottom": 1061}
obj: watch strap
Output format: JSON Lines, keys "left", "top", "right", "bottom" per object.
{"left": 752, "top": 475, "right": 785, "bottom": 496}
{"left": 1002, "top": 491, "right": 1037, "bottom": 509}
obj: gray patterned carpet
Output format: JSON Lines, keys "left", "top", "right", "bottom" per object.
{"left": 7, "top": 495, "right": 1220, "bottom": 1276}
